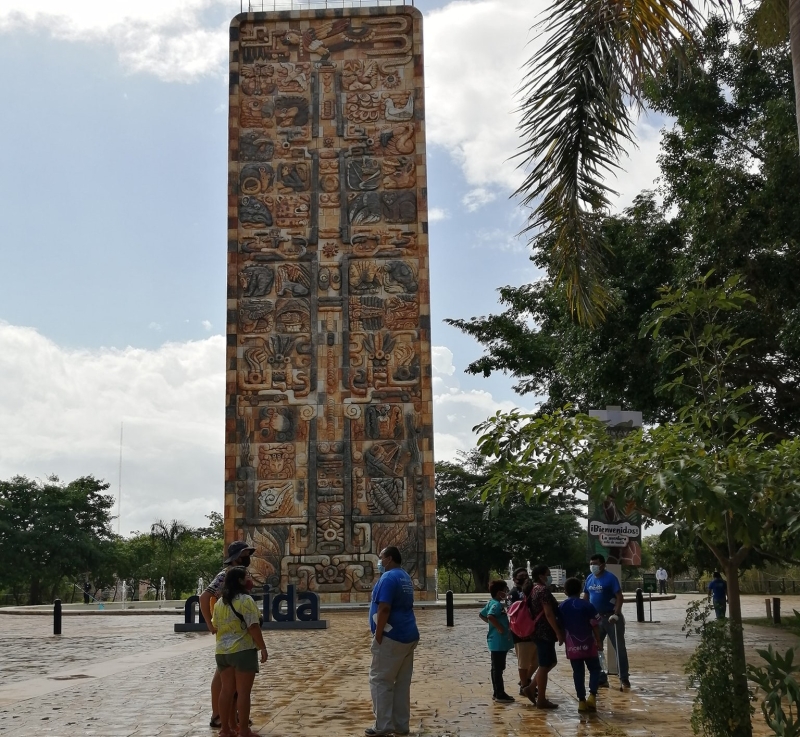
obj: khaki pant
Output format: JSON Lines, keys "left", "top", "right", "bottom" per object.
{"left": 369, "top": 636, "right": 418, "bottom": 733}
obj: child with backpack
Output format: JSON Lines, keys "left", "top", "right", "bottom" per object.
{"left": 479, "top": 580, "right": 516, "bottom": 703}
{"left": 558, "top": 577, "right": 603, "bottom": 712}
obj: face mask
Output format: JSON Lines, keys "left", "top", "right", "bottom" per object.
{"left": 546, "top": 575, "right": 553, "bottom": 585}
{"left": 378, "top": 562, "right": 385, "bottom": 574}
{"left": 239, "top": 556, "right": 251, "bottom": 567}
{"left": 590, "top": 564, "right": 601, "bottom": 576}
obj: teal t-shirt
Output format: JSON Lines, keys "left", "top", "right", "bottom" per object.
{"left": 480, "top": 598, "right": 514, "bottom": 652}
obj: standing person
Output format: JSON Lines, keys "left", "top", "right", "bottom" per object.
{"left": 521, "top": 565, "right": 564, "bottom": 710}
{"left": 509, "top": 568, "right": 538, "bottom": 695}
{"left": 200, "top": 540, "right": 256, "bottom": 729}
{"left": 583, "top": 553, "right": 630, "bottom": 689}
{"left": 212, "top": 567, "right": 268, "bottom": 737}
{"left": 367, "top": 546, "right": 420, "bottom": 737}
{"left": 708, "top": 572, "right": 728, "bottom": 619}
{"left": 479, "top": 580, "right": 516, "bottom": 703}
{"left": 559, "top": 577, "right": 603, "bottom": 712}
{"left": 656, "top": 567, "right": 668, "bottom": 595}
{"left": 82, "top": 580, "right": 91, "bottom": 604}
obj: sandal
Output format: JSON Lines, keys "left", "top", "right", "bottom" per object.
{"left": 210, "top": 715, "right": 222, "bottom": 728}
{"left": 238, "top": 730, "right": 262, "bottom": 737}
{"left": 536, "top": 700, "right": 559, "bottom": 710}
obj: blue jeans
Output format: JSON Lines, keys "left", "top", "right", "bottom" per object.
{"left": 570, "top": 656, "right": 601, "bottom": 700}
{"left": 598, "top": 612, "right": 629, "bottom": 681}
{"left": 713, "top": 599, "right": 727, "bottom": 619}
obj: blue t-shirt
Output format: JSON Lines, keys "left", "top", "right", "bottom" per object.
{"left": 480, "top": 598, "right": 514, "bottom": 652}
{"left": 370, "top": 567, "right": 419, "bottom": 643}
{"left": 708, "top": 578, "right": 727, "bottom": 601}
{"left": 583, "top": 570, "right": 621, "bottom": 613}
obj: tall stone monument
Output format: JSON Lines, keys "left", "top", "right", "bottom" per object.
{"left": 225, "top": 5, "right": 436, "bottom": 602}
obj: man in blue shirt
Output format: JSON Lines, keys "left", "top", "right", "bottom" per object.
{"left": 367, "top": 546, "right": 420, "bottom": 737}
{"left": 708, "top": 571, "right": 728, "bottom": 619}
{"left": 583, "top": 553, "right": 630, "bottom": 689}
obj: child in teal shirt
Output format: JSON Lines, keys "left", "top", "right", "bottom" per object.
{"left": 479, "top": 580, "right": 515, "bottom": 703}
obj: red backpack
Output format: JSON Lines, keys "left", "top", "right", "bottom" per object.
{"left": 508, "top": 594, "right": 545, "bottom": 638}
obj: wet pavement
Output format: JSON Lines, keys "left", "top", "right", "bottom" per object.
{"left": 0, "top": 594, "right": 796, "bottom": 736}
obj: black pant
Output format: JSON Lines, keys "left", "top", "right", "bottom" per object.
{"left": 658, "top": 580, "right": 667, "bottom": 594}
{"left": 490, "top": 650, "right": 508, "bottom": 697}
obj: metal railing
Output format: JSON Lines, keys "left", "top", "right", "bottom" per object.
{"left": 243, "top": 0, "right": 413, "bottom": 10}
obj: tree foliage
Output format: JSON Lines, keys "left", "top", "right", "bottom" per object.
{"left": 516, "top": 0, "right": 799, "bottom": 323}
{"left": 0, "top": 475, "right": 115, "bottom": 604}
{"left": 475, "top": 276, "right": 800, "bottom": 736}
{"left": 452, "top": 19, "right": 800, "bottom": 438}
{"left": 435, "top": 453, "right": 585, "bottom": 592}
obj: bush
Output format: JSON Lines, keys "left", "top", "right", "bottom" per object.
{"left": 684, "top": 600, "right": 754, "bottom": 737}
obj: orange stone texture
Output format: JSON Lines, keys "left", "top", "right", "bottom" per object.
{"left": 225, "top": 7, "right": 436, "bottom": 603}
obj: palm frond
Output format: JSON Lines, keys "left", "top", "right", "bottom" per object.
{"left": 516, "top": 0, "right": 706, "bottom": 326}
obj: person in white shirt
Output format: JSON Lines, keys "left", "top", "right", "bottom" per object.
{"left": 655, "top": 567, "right": 668, "bottom": 595}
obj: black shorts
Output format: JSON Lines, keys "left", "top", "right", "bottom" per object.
{"left": 535, "top": 639, "right": 558, "bottom": 668}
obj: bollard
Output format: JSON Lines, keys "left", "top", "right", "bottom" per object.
{"left": 446, "top": 590, "right": 454, "bottom": 627}
{"left": 54, "top": 598, "right": 62, "bottom": 636}
{"left": 635, "top": 588, "right": 645, "bottom": 623}
{"left": 773, "top": 597, "right": 781, "bottom": 625}
{"left": 765, "top": 598, "right": 772, "bottom": 619}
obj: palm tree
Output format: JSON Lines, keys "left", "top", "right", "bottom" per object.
{"left": 518, "top": 0, "right": 800, "bottom": 326}
{"left": 150, "top": 519, "right": 191, "bottom": 599}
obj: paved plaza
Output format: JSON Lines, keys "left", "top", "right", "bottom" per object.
{"left": 0, "top": 595, "right": 796, "bottom": 737}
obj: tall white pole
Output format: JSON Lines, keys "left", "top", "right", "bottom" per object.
{"left": 118, "top": 421, "right": 123, "bottom": 535}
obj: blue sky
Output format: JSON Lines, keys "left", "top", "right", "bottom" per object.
{"left": 0, "top": 0, "right": 664, "bottom": 534}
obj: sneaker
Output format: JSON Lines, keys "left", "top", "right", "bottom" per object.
{"left": 620, "top": 679, "right": 631, "bottom": 689}
{"left": 578, "top": 700, "right": 588, "bottom": 712}
{"left": 364, "top": 729, "right": 394, "bottom": 736}
{"left": 586, "top": 694, "right": 597, "bottom": 711}
{"left": 597, "top": 677, "right": 610, "bottom": 689}
{"left": 492, "top": 693, "right": 516, "bottom": 704}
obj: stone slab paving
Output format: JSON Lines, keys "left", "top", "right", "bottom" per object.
{"left": 0, "top": 595, "right": 796, "bottom": 737}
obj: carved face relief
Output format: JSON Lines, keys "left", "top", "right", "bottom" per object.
{"left": 258, "top": 443, "right": 296, "bottom": 479}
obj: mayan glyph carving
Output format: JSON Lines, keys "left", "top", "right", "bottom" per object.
{"left": 226, "top": 7, "right": 435, "bottom": 602}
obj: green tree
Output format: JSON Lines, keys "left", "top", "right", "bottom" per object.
{"left": 436, "top": 453, "right": 585, "bottom": 592}
{"left": 451, "top": 19, "right": 800, "bottom": 439}
{"left": 150, "top": 519, "right": 192, "bottom": 599}
{"left": 475, "top": 276, "right": 800, "bottom": 737}
{"left": 0, "top": 475, "right": 115, "bottom": 604}
{"left": 515, "top": 4, "right": 799, "bottom": 324}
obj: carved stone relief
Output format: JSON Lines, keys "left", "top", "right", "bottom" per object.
{"left": 227, "top": 7, "right": 434, "bottom": 602}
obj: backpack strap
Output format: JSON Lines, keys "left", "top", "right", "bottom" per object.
{"left": 229, "top": 598, "right": 247, "bottom": 630}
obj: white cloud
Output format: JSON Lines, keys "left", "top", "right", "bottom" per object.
{"left": 425, "top": 0, "right": 538, "bottom": 193}
{"left": 431, "top": 343, "right": 537, "bottom": 461}
{"left": 428, "top": 207, "right": 450, "bottom": 222}
{"left": 471, "top": 227, "right": 527, "bottom": 253}
{"left": 0, "top": 1, "right": 230, "bottom": 82}
{"left": 201, "top": 320, "right": 213, "bottom": 331}
{"left": 0, "top": 322, "right": 225, "bottom": 535}
{"left": 462, "top": 187, "right": 497, "bottom": 212}
{"left": 148, "top": 322, "right": 162, "bottom": 331}
{"left": 0, "top": 324, "right": 534, "bottom": 531}
{"left": 0, "top": 0, "right": 664, "bottom": 209}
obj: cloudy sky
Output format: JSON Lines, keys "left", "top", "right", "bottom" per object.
{"left": 0, "top": 0, "right": 664, "bottom": 534}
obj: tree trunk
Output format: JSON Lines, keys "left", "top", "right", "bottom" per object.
{"left": 791, "top": 0, "right": 800, "bottom": 147}
{"left": 471, "top": 567, "right": 490, "bottom": 595}
{"left": 29, "top": 578, "right": 41, "bottom": 606}
{"left": 725, "top": 560, "right": 753, "bottom": 737}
